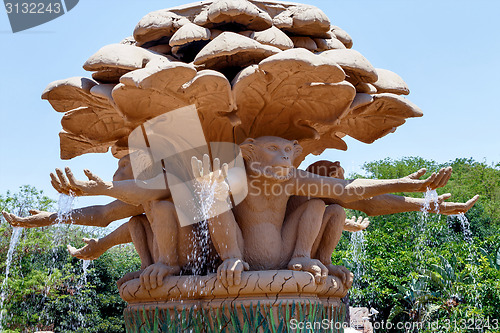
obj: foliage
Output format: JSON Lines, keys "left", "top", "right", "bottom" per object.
{"left": 0, "top": 186, "right": 141, "bottom": 332}
{"left": 334, "top": 157, "right": 500, "bottom": 332}
{"left": 0, "top": 185, "right": 54, "bottom": 216}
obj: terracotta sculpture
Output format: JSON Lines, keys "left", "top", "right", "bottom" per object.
{"left": 2, "top": 0, "right": 481, "bottom": 328}
{"left": 3, "top": 149, "right": 477, "bottom": 285}
{"left": 37, "top": 136, "right": 455, "bottom": 287}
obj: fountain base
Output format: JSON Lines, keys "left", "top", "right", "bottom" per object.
{"left": 121, "top": 270, "right": 349, "bottom": 332}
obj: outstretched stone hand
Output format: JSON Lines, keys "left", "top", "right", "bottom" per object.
{"left": 431, "top": 193, "right": 479, "bottom": 215}
{"left": 191, "top": 154, "right": 230, "bottom": 201}
{"left": 2, "top": 209, "right": 53, "bottom": 228}
{"left": 67, "top": 238, "right": 106, "bottom": 260}
{"left": 51, "top": 167, "right": 109, "bottom": 196}
{"left": 401, "top": 166, "right": 453, "bottom": 192}
{"left": 344, "top": 216, "right": 370, "bottom": 232}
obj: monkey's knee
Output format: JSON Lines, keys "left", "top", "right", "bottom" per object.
{"left": 304, "top": 199, "right": 326, "bottom": 212}
{"left": 324, "top": 204, "right": 346, "bottom": 222}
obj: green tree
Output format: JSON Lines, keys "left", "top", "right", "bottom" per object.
{"left": 333, "top": 157, "right": 500, "bottom": 332}
{"left": 1, "top": 186, "right": 141, "bottom": 332}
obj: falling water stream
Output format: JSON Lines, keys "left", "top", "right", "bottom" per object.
{"left": 0, "top": 227, "right": 23, "bottom": 330}
{"left": 81, "top": 259, "right": 91, "bottom": 285}
{"left": 47, "top": 193, "right": 94, "bottom": 330}
{"left": 22, "top": 193, "right": 93, "bottom": 331}
{"left": 349, "top": 230, "right": 366, "bottom": 289}
{"left": 191, "top": 180, "right": 217, "bottom": 276}
{"left": 37, "top": 193, "right": 77, "bottom": 329}
{"left": 455, "top": 212, "right": 481, "bottom": 310}
{"left": 418, "top": 189, "right": 483, "bottom": 324}
{"left": 415, "top": 189, "right": 440, "bottom": 266}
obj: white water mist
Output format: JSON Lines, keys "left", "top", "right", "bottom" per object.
{"left": 0, "top": 227, "right": 23, "bottom": 330}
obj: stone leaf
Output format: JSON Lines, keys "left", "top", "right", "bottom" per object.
{"left": 349, "top": 93, "right": 374, "bottom": 110}
{"left": 42, "top": 77, "right": 102, "bottom": 112}
{"left": 290, "top": 36, "right": 317, "bottom": 51}
{"left": 330, "top": 25, "right": 353, "bottom": 49}
{"left": 232, "top": 48, "right": 356, "bottom": 149}
{"left": 320, "top": 49, "right": 378, "bottom": 83}
{"left": 314, "top": 37, "right": 346, "bottom": 51}
{"left": 372, "top": 68, "right": 410, "bottom": 95}
{"left": 90, "top": 69, "right": 132, "bottom": 84}
{"left": 253, "top": 26, "right": 294, "bottom": 50}
{"left": 296, "top": 93, "right": 422, "bottom": 162}
{"left": 111, "top": 136, "right": 131, "bottom": 159}
{"left": 44, "top": 1, "right": 423, "bottom": 161}
{"left": 257, "top": 48, "right": 345, "bottom": 82}
{"left": 59, "top": 131, "right": 112, "bottom": 160}
{"left": 336, "top": 93, "right": 422, "bottom": 143}
{"left": 273, "top": 4, "right": 330, "bottom": 37}
{"left": 168, "top": 23, "right": 212, "bottom": 62}
{"left": 346, "top": 74, "right": 378, "bottom": 94}
{"left": 112, "top": 60, "right": 235, "bottom": 146}
{"left": 133, "top": 10, "right": 191, "bottom": 46}
{"left": 147, "top": 44, "right": 173, "bottom": 55}
{"left": 83, "top": 44, "right": 168, "bottom": 83}
{"left": 183, "top": 69, "right": 237, "bottom": 143}
{"left": 61, "top": 106, "right": 129, "bottom": 143}
{"left": 295, "top": 127, "right": 350, "bottom": 165}
{"left": 193, "top": 32, "right": 281, "bottom": 71}
{"left": 169, "top": 22, "right": 211, "bottom": 47}
{"left": 112, "top": 60, "right": 198, "bottom": 124}
{"left": 84, "top": 44, "right": 165, "bottom": 72}
{"left": 195, "top": 0, "right": 272, "bottom": 31}
{"left": 43, "top": 78, "right": 130, "bottom": 159}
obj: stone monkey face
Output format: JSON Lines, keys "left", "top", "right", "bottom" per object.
{"left": 240, "top": 136, "right": 302, "bottom": 179}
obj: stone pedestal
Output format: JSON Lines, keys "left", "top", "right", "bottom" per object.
{"left": 121, "top": 270, "right": 349, "bottom": 332}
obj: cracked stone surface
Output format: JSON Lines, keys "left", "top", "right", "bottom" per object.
{"left": 119, "top": 270, "right": 349, "bottom": 304}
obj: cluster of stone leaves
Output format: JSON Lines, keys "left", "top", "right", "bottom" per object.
{"left": 42, "top": 0, "right": 421, "bottom": 163}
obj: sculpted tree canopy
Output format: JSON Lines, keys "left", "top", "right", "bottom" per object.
{"left": 42, "top": 0, "right": 422, "bottom": 163}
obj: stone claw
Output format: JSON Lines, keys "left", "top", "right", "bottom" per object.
{"left": 288, "top": 257, "right": 328, "bottom": 284}
{"left": 326, "top": 264, "right": 353, "bottom": 288}
{"left": 217, "top": 258, "right": 249, "bottom": 287}
{"left": 140, "top": 263, "right": 180, "bottom": 290}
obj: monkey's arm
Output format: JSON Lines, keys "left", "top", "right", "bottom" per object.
{"left": 2, "top": 200, "right": 144, "bottom": 228}
{"left": 51, "top": 167, "right": 171, "bottom": 205}
{"left": 293, "top": 167, "right": 452, "bottom": 203}
{"left": 334, "top": 193, "right": 479, "bottom": 216}
{"left": 98, "top": 178, "right": 171, "bottom": 205}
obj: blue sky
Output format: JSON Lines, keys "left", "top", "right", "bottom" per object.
{"left": 1, "top": 0, "right": 499, "bottom": 213}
